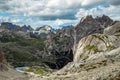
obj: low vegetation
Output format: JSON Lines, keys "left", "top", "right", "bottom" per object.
{"left": 0, "top": 35, "right": 48, "bottom": 67}
{"left": 84, "top": 45, "right": 101, "bottom": 54}
{"left": 25, "top": 66, "right": 51, "bottom": 76}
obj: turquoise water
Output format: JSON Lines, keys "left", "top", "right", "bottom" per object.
{"left": 16, "top": 67, "right": 29, "bottom": 72}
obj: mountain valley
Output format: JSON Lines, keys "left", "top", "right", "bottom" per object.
{"left": 0, "top": 15, "right": 120, "bottom": 80}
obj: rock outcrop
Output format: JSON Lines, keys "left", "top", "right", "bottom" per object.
{"left": 74, "top": 22, "right": 120, "bottom": 62}
{"left": 0, "top": 49, "right": 8, "bottom": 71}
{"left": 36, "top": 22, "right": 120, "bottom": 80}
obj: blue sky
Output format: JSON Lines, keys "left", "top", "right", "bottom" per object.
{"left": 0, "top": 0, "right": 120, "bottom": 29}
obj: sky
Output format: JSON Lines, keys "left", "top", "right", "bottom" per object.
{"left": 0, "top": 0, "right": 120, "bottom": 29}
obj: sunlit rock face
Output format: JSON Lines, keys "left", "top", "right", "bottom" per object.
{"left": 74, "top": 22, "right": 120, "bottom": 63}
{"left": 32, "top": 25, "right": 53, "bottom": 38}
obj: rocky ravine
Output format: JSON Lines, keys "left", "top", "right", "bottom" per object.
{"left": 44, "top": 15, "right": 115, "bottom": 69}
{"left": 32, "top": 22, "right": 120, "bottom": 80}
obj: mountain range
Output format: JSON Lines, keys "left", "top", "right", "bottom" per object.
{"left": 0, "top": 15, "right": 120, "bottom": 80}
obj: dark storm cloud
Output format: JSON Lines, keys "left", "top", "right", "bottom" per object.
{"left": 111, "top": 0, "right": 120, "bottom": 6}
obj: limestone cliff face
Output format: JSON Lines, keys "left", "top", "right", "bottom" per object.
{"left": 74, "top": 23, "right": 120, "bottom": 62}
{"left": 74, "top": 22, "right": 120, "bottom": 63}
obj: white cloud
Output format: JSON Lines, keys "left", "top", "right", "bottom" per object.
{"left": 0, "top": 16, "right": 10, "bottom": 22}
{"left": 0, "top": 15, "right": 77, "bottom": 29}
{"left": 75, "top": 8, "right": 100, "bottom": 19}
{"left": 0, "top": 0, "right": 109, "bottom": 19}
{"left": 0, "top": 16, "right": 21, "bottom": 24}
{"left": 81, "top": 0, "right": 106, "bottom": 7}
{"left": 54, "top": 19, "right": 64, "bottom": 26}
{"left": 76, "top": 5, "right": 120, "bottom": 20}
{"left": 0, "top": 0, "right": 120, "bottom": 29}
{"left": 46, "top": 0, "right": 82, "bottom": 9}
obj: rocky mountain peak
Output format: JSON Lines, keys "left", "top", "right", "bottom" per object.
{"left": 21, "top": 25, "right": 33, "bottom": 32}
{"left": 0, "top": 22, "right": 34, "bottom": 32}
{"left": 1, "top": 22, "right": 12, "bottom": 26}
{"left": 32, "top": 25, "right": 53, "bottom": 38}
{"left": 36, "top": 25, "right": 52, "bottom": 31}
{"left": 95, "top": 15, "right": 113, "bottom": 27}
{"left": 80, "top": 15, "right": 94, "bottom": 23}
{"left": 101, "top": 15, "right": 111, "bottom": 20}
{"left": 72, "top": 15, "right": 114, "bottom": 46}
{"left": 0, "top": 22, "right": 20, "bottom": 31}
{"left": 78, "top": 15, "right": 113, "bottom": 27}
